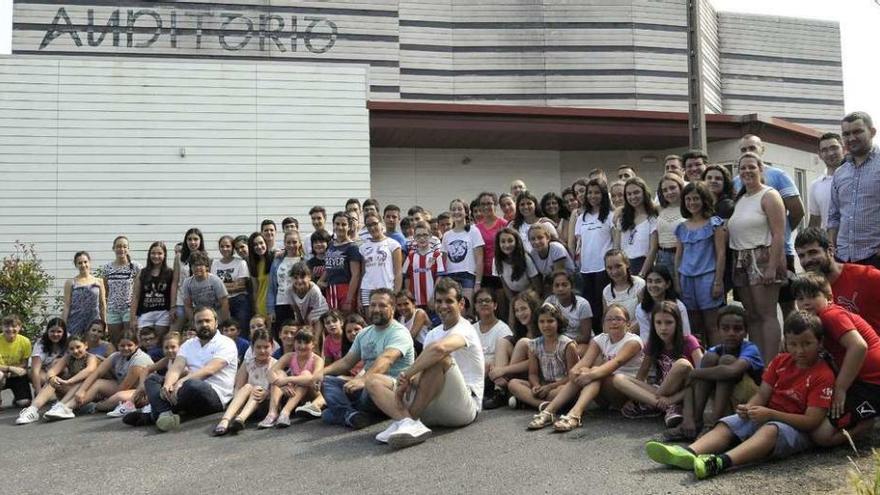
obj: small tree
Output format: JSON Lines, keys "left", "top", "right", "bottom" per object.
{"left": 0, "top": 242, "right": 55, "bottom": 340}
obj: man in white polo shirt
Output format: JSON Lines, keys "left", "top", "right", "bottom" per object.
{"left": 808, "top": 132, "right": 845, "bottom": 229}
{"left": 366, "top": 277, "right": 485, "bottom": 449}
{"left": 141, "top": 306, "right": 238, "bottom": 432}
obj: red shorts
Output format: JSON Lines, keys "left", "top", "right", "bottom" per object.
{"left": 326, "top": 283, "right": 350, "bottom": 310}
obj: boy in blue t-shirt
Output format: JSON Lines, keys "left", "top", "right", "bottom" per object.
{"left": 219, "top": 320, "right": 249, "bottom": 364}
{"left": 668, "top": 306, "right": 765, "bottom": 441}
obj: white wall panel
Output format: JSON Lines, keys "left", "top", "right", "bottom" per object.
{"left": 0, "top": 57, "right": 370, "bottom": 292}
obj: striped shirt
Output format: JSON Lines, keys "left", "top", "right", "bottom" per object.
{"left": 403, "top": 248, "right": 445, "bottom": 306}
{"left": 828, "top": 145, "right": 880, "bottom": 262}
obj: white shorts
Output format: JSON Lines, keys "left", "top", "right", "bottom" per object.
{"left": 138, "top": 310, "right": 171, "bottom": 328}
{"left": 408, "top": 362, "right": 479, "bottom": 428}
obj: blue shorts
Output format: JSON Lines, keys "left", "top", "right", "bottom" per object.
{"left": 718, "top": 414, "right": 812, "bottom": 459}
{"left": 679, "top": 272, "right": 724, "bottom": 311}
{"left": 444, "top": 272, "right": 476, "bottom": 289}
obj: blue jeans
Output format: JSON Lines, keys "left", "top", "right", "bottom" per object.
{"left": 228, "top": 294, "right": 252, "bottom": 339}
{"left": 321, "top": 375, "right": 384, "bottom": 428}
{"left": 144, "top": 373, "right": 224, "bottom": 422}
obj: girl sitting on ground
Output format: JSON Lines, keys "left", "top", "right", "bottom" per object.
{"left": 15, "top": 336, "right": 99, "bottom": 425}
{"left": 634, "top": 266, "right": 691, "bottom": 342}
{"left": 212, "top": 329, "right": 277, "bottom": 436}
{"left": 320, "top": 310, "right": 345, "bottom": 365}
{"left": 485, "top": 290, "right": 542, "bottom": 406}
{"left": 528, "top": 303, "right": 643, "bottom": 433}
{"left": 508, "top": 303, "right": 578, "bottom": 411}
{"left": 84, "top": 319, "right": 115, "bottom": 359}
{"left": 29, "top": 318, "right": 69, "bottom": 396}
{"left": 602, "top": 249, "right": 645, "bottom": 322}
{"left": 614, "top": 301, "right": 703, "bottom": 431}
{"left": 261, "top": 328, "right": 325, "bottom": 428}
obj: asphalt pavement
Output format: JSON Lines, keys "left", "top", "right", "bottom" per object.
{"left": 0, "top": 389, "right": 868, "bottom": 495}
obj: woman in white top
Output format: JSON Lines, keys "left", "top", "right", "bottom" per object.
{"left": 727, "top": 152, "right": 787, "bottom": 365}
{"left": 213, "top": 235, "right": 251, "bottom": 334}
{"left": 441, "top": 198, "right": 484, "bottom": 312}
{"left": 655, "top": 173, "right": 686, "bottom": 274}
{"left": 493, "top": 227, "right": 541, "bottom": 323}
{"left": 574, "top": 178, "right": 614, "bottom": 335}
{"left": 614, "top": 177, "right": 659, "bottom": 278}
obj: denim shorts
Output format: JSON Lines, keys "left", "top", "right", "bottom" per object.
{"left": 679, "top": 272, "right": 724, "bottom": 310}
{"left": 719, "top": 414, "right": 812, "bottom": 459}
{"left": 444, "top": 272, "right": 476, "bottom": 289}
{"left": 106, "top": 309, "right": 131, "bottom": 325}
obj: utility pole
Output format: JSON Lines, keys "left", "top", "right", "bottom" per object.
{"left": 686, "top": 0, "right": 707, "bottom": 151}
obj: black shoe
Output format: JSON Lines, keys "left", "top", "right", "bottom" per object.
{"left": 122, "top": 412, "right": 153, "bottom": 427}
{"left": 482, "top": 389, "right": 508, "bottom": 410}
{"left": 347, "top": 412, "right": 371, "bottom": 430}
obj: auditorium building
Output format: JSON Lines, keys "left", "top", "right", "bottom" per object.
{"left": 1, "top": 0, "right": 844, "bottom": 283}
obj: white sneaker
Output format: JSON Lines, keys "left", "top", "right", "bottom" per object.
{"left": 107, "top": 401, "right": 138, "bottom": 418}
{"left": 142, "top": 404, "right": 152, "bottom": 415}
{"left": 387, "top": 418, "right": 432, "bottom": 449}
{"left": 16, "top": 406, "right": 40, "bottom": 425}
{"left": 45, "top": 403, "right": 75, "bottom": 421}
{"left": 294, "top": 401, "right": 323, "bottom": 419}
{"left": 375, "top": 419, "right": 404, "bottom": 444}
{"left": 508, "top": 396, "right": 518, "bottom": 409}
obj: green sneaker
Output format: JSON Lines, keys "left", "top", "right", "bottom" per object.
{"left": 693, "top": 454, "right": 724, "bottom": 480}
{"left": 155, "top": 411, "right": 180, "bottom": 432}
{"left": 645, "top": 441, "right": 697, "bottom": 470}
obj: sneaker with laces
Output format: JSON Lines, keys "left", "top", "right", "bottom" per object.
{"left": 664, "top": 404, "right": 684, "bottom": 428}
{"left": 645, "top": 441, "right": 697, "bottom": 470}
{"left": 142, "top": 404, "right": 152, "bottom": 415}
{"left": 387, "top": 418, "right": 432, "bottom": 449}
{"left": 375, "top": 419, "right": 404, "bottom": 444}
{"left": 155, "top": 411, "right": 180, "bottom": 432}
{"left": 107, "top": 401, "right": 138, "bottom": 418}
{"left": 45, "top": 403, "right": 75, "bottom": 421}
{"left": 482, "top": 389, "right": 508, "bottom": 410}
{"left": 16, "top": 406, "right": 40, "bottom": 425}
{"left": 621, "top": 401, "right": 662, "bottom": 419}
{"left": 294, "top": 401, "right": 322, "bottom": 419}
{"left": 693, "top": 454, "right": 725, "bottom": 480}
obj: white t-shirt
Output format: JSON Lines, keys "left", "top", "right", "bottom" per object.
{"left": 544, "top": 294, "right": 593, "bottom": 340}
{"left": 635, "top": 299, "right": 692, "bottom": 343}
{"left": 576, "top": 211, "right": 615, "bottom": 274}
{"left": 359, "top": 237, "right": 402, "bottom": 290}
{"left": 593, "top": 332, "right": 643, "bottom": 377}
{"left": 602, "top": 276, "right": 646, "bottom": 321}
{"left": 211, "top": 258, "right": 249, "bottom": 297}
{"left": 178, "top": 331, "right": 238, "bottom": 405}
{"left": 619, "top": 216, "right": 658, "bottom": 260}
{"left": 492, "top": 256, "right": 538, "bottom": 293}
{"left": 274, "top": 256, "right": 298, "bottom": 302}
{"left": 529, "top": 241, "right": 575, "bottom": 276}
{"left": 474, "top": 320, "right": 513, "bottom": 362}
{"left": 808, "top": 174, "right": 834, "bottom": 229}
{"left": 423, "top": 317, "right": 486, "bottom": 408}
{"left": 442, "top": 228, "right": 485, "bottom": 275}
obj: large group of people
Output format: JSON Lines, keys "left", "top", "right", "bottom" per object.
{"left": 1, "top": 111, "right": 879, "bottom": 481}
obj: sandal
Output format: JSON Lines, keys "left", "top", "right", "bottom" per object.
{"left": 228, "top": 418, "right": 245, "bottom": 434}
{"left": 257, "top": 414, "right": 277, "bottom": 429}
{"left": 212, "top": 418, "right": 231, "bottom": 436}
{"left": 553, "top": 414, "right": 582, "bottom": 432}
{"left": 527, "top": 410, "right": 556, "bottom": 430}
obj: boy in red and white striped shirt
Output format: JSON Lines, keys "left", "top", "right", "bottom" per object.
{"left": 403, "top": 221, "right": 445, "bottom": 310}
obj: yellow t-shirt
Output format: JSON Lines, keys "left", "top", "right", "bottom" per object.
{"left": 0, "top": 334, "right": 32, "bottom": 367}
{"left": 255, "top": 259, "right": 269, "bottom": 316}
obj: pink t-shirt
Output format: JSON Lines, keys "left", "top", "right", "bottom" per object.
{"left": 477, "top": 218, "right": 508, "bottom": 277}
{"left": 323, "top": 335, "right": 342, "bottom": 363}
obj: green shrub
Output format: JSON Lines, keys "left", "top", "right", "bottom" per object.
{"left": 0, "top": 242, "right": 55, "bottom": 340}
{"left": 848, "top": 449, "right": 880, "bottom": 495}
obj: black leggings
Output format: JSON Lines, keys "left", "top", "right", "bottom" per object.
{"left": 580, "top": 271, "right": 609, "bottom": 335}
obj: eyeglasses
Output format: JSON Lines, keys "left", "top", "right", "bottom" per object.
{"left": 365, "top": 222, "right": 380, "bottom": 228}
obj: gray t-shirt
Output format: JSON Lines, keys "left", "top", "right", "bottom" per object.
{"left": 286, "top": 282, "right": 329, "bottom": 323}
{"left": 110, "top": 348, "right": 153, "bottom": 382}
{"left": 183, "top": 273, "right": 228, "bottom": 310}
